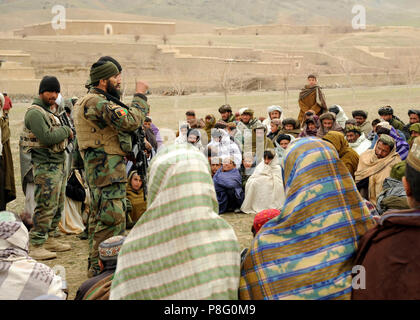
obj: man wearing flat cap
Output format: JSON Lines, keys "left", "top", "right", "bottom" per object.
{"left": 218, "top": 104, "right": 235, "bottom": 124}
{"left": 21, "top": 76, "right": 73, "bottom": 260}
{"left": 236, "top": 108, "right": 262, "bottom": 154}
{"left": 75, "top": 235, "right": 126, "bottom": 300}
{"left": 402, "top": 109, "right": 420, "bottom": 140}
{"left": 74, "top": 58, "right": 148, "bottom": 278}
{"left": 352, "top": 110, "right": 372, "bottom": 137}
{"left": 378, "top": 106, "right": 405, "bottom": 132}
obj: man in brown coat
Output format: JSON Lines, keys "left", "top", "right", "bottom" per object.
{"left": 298, "top": 74, "right": 327, "bottom": 125}
{"left": 352, "top": 137, "right": 420, "bottom": 300}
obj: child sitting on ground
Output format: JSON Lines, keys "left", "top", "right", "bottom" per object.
{"left": 126, "top": 171, "right": 147, "bottom": 229}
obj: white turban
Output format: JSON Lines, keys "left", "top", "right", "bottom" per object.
{"left": 267, "top": 105, "right": 283, "bottom": 115}
{"left": 239, "top": 107, "right": 248, "bottom": 115}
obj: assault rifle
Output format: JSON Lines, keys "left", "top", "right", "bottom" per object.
{"left": 128, "top": 127, "right": 148, "bottom": 200}
{"left": 58, "top": 110, "right": 75, "bottom": 153}
{"left": 94, "top": 88, "right": 148, "bottom": 200}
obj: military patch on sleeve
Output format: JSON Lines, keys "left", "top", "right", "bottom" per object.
{"left": 115, "top": 108, "right": 128, "bottom": 118}
{"left": 107, "top": 104, "right": 128, "bottom": 120}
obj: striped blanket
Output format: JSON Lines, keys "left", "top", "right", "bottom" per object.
{"left": 239, "top": 137, "right": 375, "bottom": 300}
{"left": 110, "top": 144, "right": 241, "bottom": 300}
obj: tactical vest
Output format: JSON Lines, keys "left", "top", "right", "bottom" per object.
{"left": 73, "top": 93, "right": 125, "bottom": 157}
{"left": 20, "top": 105, "right": 68, "bottom": 154}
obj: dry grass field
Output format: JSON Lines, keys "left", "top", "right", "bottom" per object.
{"left": 4, "top": 84, "right": 420, "bottom": 299}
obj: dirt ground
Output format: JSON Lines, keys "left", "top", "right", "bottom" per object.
{"left": 40, "top": 213, "right": 254, "bottom": 300}
{"left": 4, "top": 86, "right": 420, "bottom": 299}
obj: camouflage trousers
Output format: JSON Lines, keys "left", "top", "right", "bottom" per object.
{"left": 29, "top": 162, "right": 66, "bottom": 246}
{"left": 87, "top": 183, "right": 126, "bottom": 277}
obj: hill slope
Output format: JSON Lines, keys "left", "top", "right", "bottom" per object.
{"left": 2, "top": 0, "right": 420, "bottom": 31}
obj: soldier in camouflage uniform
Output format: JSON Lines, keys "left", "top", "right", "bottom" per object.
{"left": 74, "top": 59, "right": 149, "bottom": 277}
{"left": 21, "top": 76, "right": 73, "bottom": 260}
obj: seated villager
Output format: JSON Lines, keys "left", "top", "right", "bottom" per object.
{"left": 345, "top": 125, "right": 371, "bottom": 155}
{"left": 328, "top": 105, "right": 348, "bottom": 129}
{"left": 352, "top": 110, "right": 372, "bottom": 137}
{"left": 378, "top": 105, "right": 405, "bottom": 133}
{"left": 218, "top": 104, "right": 235, "bottom": 124}
{"left": 210, "top": 157, "right": 222, "bottom": 177}
{"left": 299, "top": 115, "right": 319, "bottom": 138}
{"left": 240, "top": 208, "right": 282, "bottom": 262}
{"left": 355, "top": 134, "right": 401, "bottom": 206}
{"left": 267, "top": 119, "right": 282, "bottom": 142}
{"left": 185, "top": 110, "right": 197, "bottom": 126}
{"left": 402, "top": 109, "right": 420, "bottom": 140}
{"left": 323, "top": 131, "right": 359, "bottom": 178}
{"left": 373, "top": 122, "right": 409, "bottom": 160}
{"left": 241, "top": 150, "right": 285, "bottom": 214}
{"left": 207, "top": 128, "right": 242, "bottom": 169}
{"left": 367, "top": 119, "right": 382, "bottom": 141}
{"left": 247, "top": 126, "right": 275, "bottom": 162}
{"left": 203, "top": 114, "right": 216, "bottom": 143}
{"left": 110, "top": 144, "right": 241, "bottom": 300}
{"left": 240, "top": 138, "right": 375, "bottom": 300}
{"left": 251, "top": 209, "right": 281, "bottom": 237}
{"left": 317, "top": 112, "right": 344, "bottom": 138}
{"left": 274, "top": 134, "right": 293, "bottom": 165}
{"left": 148, "top": 117, "right": 163, "bottom": 151}
{"left": 408, "top": 123, "right": 420, "bottom": 147}
{"left": 175, "top": 123, "right": 189, "bottom": 144}
{"left": 236, "top": 108, "right": 262, "bottom": 134}
{"left": 186, "top": 128, "right": 205, "bottom": 152}
{"left": 240, "top": 152, "right": 256, "bottom": 189}
{"left": 352, "top": 137, "right": 420, "bottom": 300}
{"left": 302, "top": 109, "right": 318, "bottom": 122}
{"left": 143, "top": 117, "right": 158, "bottom": 152}
{"left": 213, "top": 156, "right": 244, "bottom": 214}
{"left": 125, "top": 171, "right": 147, "bottom": 229}
{"left": 262, "top": 105, "right": 284, "bottom": 134}
{"left": 345, "top": 119, "right": 357, "bottom": 126}
{"left": 280, "top": 118, "right": 301, "bottom": 138}
{"left": 0, "top": 211, "right": 67, "bottom": 300}
{"left": 226, "top": 122, "right": 242, "bottom": 149}
{"left": 375, "top": 177, "right": 409, "bottom": 216}
{"left": 75, "top": 236, "right": 126, "bottom": 300}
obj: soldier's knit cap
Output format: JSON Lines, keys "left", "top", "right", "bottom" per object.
{"left": 99, "top": 235, "right": 126, "bottom": 262}
{"left": 39, "top": 76, "right": 61, "bottom": 94}
{"left": 98, "top": 56, "right": 122, "bottom": 72}
{"left": 89, "top": 61, "right": 119, "bottom": 84}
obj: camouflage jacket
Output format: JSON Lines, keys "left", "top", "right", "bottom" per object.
{"left": 77, "top": 89, "right": 149, "bottom": 188}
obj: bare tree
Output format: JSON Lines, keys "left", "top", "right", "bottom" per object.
{"left": 220, "top": 59, "right": 234, "bottom": 104}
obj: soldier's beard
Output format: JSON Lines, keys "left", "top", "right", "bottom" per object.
{"left": 107, "top": 81, "right": 121, "bottom": 100}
